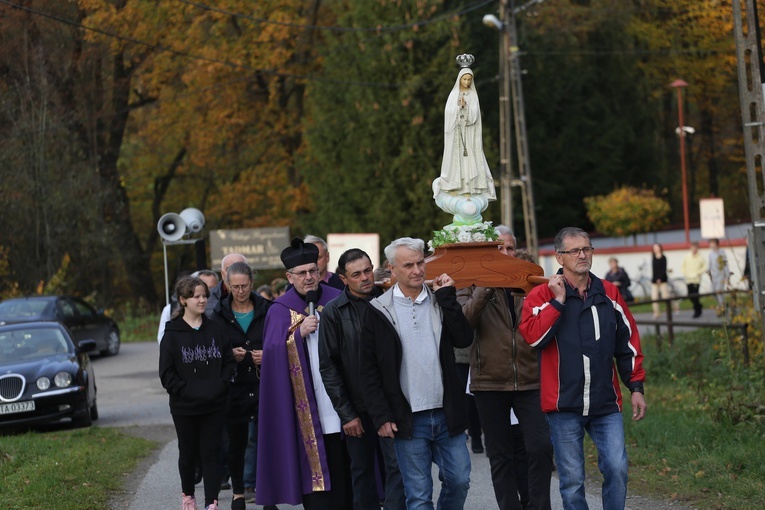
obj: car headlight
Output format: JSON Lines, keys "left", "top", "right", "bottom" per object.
{"left": 37, "top": 377, "right": 51, "bottom": 390}
{"left": 54, "top": 372, "right": 73, "bottom": 388}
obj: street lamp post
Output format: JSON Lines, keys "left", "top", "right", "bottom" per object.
{"left": 670, "top": 79, "right": 691, "bottom": 245}
{"left": 483, "top": 0, "right": 538, "bottom": 257}
{"left": 484, "top": 2, "right": 514, "bottom": 231}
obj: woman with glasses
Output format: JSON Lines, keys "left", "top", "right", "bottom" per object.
{"left": 215, "top": 262, "right": 271, "bottom": 510}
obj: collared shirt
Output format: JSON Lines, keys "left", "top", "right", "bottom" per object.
{"left": 392, "top": 284, "right": 443, "bottom": 412}
{"left": 564, "top": 275, "right": 591, "bottom": 300}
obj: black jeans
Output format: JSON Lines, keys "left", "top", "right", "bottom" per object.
{"left": 687, "top": 283, "right": 702, "bottom": 315}
{"left": 302, "top": 433, "right": 353, "bottom": 510}
{"left": 172, "top": 411, "right": 226, "bottom": 507}
{"left": 474, "top": 390, "right": 554, "bottom": 510}
{"left": 226, "top": 419, "right": 249, "bottom": 495}
{"left": 345, "top": 413, "right": 406, "bottom": 510}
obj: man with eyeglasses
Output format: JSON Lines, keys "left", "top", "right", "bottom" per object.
{"left": 256, "top": 238, "right": 350, "bottom": 509}
{"left": 519, "top": 227, "right": 646, "bottom": 510}
{"left": 457, "top": 225, "right": 553, "bottom": 510}
{"left": 318, "top": 248, "right": 405, "bottom": 510}
{"left": 206, "top": 253, "right": 247, "bottom": 318}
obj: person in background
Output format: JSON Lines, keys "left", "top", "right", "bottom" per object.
{"left": 650, "top": 243, "right": 671, "bottom": 319}
{"left": 207, "top": 253, "right": 247, "bottom": 318}
{"left": 159, "top": 276, "right": 236, "bottom": 510}
{"left": 304, "top": 235, "right": 345, "bottom": 290}
{"left": 374, "top": 259, "right": 392, "bottom": 283}
{"left": 605, "top": 257, "right": 633, "bottom": 303}
{"left": 256, "top": 238, "right": 350, "bottom": 509}
{"left": 458, "top": 226, "right": 553, "bottom": 510}
{"left": 214, "top": 262, "right": 271, "bottom": 510}
{"left": 256, "top": 284, "right": 273, "bottom": 301}
{"left": 360, "top": 237, "right": 473, "bottom": 510}
{"left": 270, "top": 277, "right": 288, "bottom": 299}
{"left": 707, "top": 238, "right": 730, "bottom": 312}
{"left": 319, "top": 248, "right": 405, "bottom": 510}
{"left": 519, "top": 227, "right": 646, "bottom": 510}
{"left": 681, "top": 242, "right": 707, "bottom": 318}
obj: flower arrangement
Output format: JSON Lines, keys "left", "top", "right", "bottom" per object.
{"left": 428, "top": 221, "right": 499, "bottom": 251}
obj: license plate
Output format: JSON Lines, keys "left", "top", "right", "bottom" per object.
{"left": 0, "top": 400, "right": 35, "bottom": 414}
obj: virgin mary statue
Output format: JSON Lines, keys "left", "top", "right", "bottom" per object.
{"left": 433, "top": 58, "right": 496, "bottom": 224}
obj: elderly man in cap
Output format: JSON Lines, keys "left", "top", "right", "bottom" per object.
{"left": 256, "top": 238, "right": 351, "bottom": 509}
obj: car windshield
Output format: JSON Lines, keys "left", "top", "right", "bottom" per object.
{"left": 0, "top": 299, "right": 49, "bottom": 318}
{"left": 0, "top": 328, "right": 69, "bottom": 362}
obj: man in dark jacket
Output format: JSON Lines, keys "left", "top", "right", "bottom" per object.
{"left": 458, "top": 226, "right": 553, "bottom": 510}
{"left": 519, "top": 227, "right": 646, "bottom": 510}
{"left": 360, "top": 237, "right": 473, "bottom": 509}
{"left": 319, "top": 248, "right": 405, "bottom": 510}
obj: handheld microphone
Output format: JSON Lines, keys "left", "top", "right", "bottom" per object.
{"left": 306, "top": 290, "right": 318, "bottom": 316}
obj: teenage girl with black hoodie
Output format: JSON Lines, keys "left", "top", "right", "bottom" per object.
{"left": 160, "top": 276, "right": 236, "bottom": 510}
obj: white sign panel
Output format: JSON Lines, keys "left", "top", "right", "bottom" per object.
{"left": 699, "top": 198, "right": 725, "bottom": 239}
{"left": 327, "top": 233, "right": 381, "bottom": 273}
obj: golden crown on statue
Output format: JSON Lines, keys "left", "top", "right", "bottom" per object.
{"left": 456, "top": 53, "right": 475, "bottom": 68}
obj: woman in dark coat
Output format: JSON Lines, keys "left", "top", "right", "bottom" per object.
{"left": 214, "top": 262, "right": 271, "bottom": 510}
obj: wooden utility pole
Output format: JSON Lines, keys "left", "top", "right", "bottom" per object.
{"left": 507, "top": 0, "right": 538, "bottom": 258}
{"left": 732, "top": 0, "right": 765, "bottom": 348}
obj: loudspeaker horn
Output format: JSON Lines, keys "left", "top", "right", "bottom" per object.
{"left": 180, "top": 208, "right": 205, "bottom": 234}
{"left": 157, "top": 213, "right": 186, "bottom": 242}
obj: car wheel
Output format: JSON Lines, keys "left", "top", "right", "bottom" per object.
{"left": 90, "top": 400, "right": 99, "bottom": 421}
{"left": 72, "top": 409, "right": 93, "bottom": 428}
{"left": 101, "top": 329, "right": 120, "bottom": 356}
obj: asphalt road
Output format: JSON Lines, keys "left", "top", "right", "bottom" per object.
{"left": 96, "top": 341, "right": 685, "bottom": 510}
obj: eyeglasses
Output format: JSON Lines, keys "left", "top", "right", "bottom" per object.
{"left": 557, "top": 247, "right": 595, "bottom": 256}
{"left": 289, "top": 268, "right": 320, "bottom": 279}
{"left": 229, "top": 283, "right": 252, "bottom": 292}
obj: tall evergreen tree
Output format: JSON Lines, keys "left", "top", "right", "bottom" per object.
{"left": 300, "top": 0, "right": 500, "bottom": 249}
{"left": 520, "top": 0, "right": 664, "bottom": 238}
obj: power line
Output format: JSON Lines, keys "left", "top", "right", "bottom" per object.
{"left": 175, "top": 0, "right": 495, "bottom": 32}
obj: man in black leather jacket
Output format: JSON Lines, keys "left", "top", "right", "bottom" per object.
{"left": 318, "top": 249, "right": 405, "bottom": 510}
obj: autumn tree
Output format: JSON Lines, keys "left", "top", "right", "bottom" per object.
{"left": 585, "top": 186, "right": 670, "bottom": 238}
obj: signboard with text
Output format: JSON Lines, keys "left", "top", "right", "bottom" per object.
{"left": 209, "top": 227, "right": 290, "bottom": 270}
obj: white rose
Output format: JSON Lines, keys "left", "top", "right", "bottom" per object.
{"left": 472, "top": 232, "right": 487, "bottom": 242}
{"left": 458, "top": 231, "right": 472, "bottom": 243}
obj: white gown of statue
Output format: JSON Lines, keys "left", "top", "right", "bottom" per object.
{"left": 433, "top": 68, "right": 496, "bottom": 199}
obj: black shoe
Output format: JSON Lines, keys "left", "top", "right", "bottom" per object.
{"left": 220, "top": 478, "right": 231, "bottom": 491}
{"left": 264, "top": 506, "right": 280, "bottom": 510}
{"left": 472, "top": 443, "right": 484, "bottom": 454}
{"left": 692, "top": 311, "right": 702, "bottom": 318}
{"left": 231, "top": 497, "right": 246, "bottom": 510}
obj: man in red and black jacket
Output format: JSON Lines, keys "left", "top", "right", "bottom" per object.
{"left": 519, "top": 226, "right": 646, "bottom": 510}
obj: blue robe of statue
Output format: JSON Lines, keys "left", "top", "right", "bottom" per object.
{"left": 255, "top": 283, "right": 342, "bottom": 506}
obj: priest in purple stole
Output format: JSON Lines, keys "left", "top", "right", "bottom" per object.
{"left": 256, "top": 237, "right": 350, "bottom": 508}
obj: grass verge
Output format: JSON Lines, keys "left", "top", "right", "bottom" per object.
{"left": 0, "top": 427, "right": 155, "bottom": 510}
{"left": 119, "top": 311, "right": 160, "bottom": 343}
{"left": 617, "top": 325, "right": 765, "bottom": 509}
